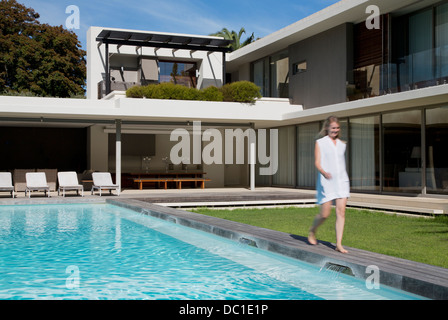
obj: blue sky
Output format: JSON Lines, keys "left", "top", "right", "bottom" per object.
{"left": 18, "top": 0, "right": 340, "bottom": 50}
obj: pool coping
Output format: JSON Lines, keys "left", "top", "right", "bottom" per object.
{"left": 107, "top": 198, "right": 448, "bottom": 300}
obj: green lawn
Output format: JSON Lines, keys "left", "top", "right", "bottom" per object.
{"left": 191, "top": 206, "right": 448, "bottom": 269}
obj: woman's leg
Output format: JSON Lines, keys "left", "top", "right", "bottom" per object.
{"left": 308, "top": 201, "right": 332, "bottom": 245}
{"left": 335, "top": 198, "right": 348, "bottom": 253}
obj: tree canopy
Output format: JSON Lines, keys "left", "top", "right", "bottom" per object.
{"left": 0, "top": 0, "right": 86, "bottom": 97}
{"left": 210, "top": 28, "right": 255, "bottom": 51}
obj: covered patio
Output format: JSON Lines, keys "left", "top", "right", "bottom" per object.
{"left": 0, "top": 92, "right": 297, "bottom": 195}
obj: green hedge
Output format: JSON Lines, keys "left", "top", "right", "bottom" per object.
{"left": 221, "top": 81, "right": 262, "bottom": 103}
{"left": 126, "top": 81, "right": 261, "bottom": 103}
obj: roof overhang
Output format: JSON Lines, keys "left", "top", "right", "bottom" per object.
{"left": 0, "top": 95, "right": 298, "bottom": 129}
{"left": 227, "top": 0, "right": 440, "bottom": 70}
{"left": 280, "top": 84, "right": 448, "bottom": 126}
{"left": 1, "top": 84, "right": 447, "bottom": 129}
{"left": 96, "top": 29, "right": 232, "bottom": 53}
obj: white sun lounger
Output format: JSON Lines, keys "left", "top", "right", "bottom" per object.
{"left": 91, "top": 172, "right": 120, "bottom": 196}
{"left": 25, "top": 172, "right": 50, "bottom": 198}
{"left": 0, "top": 172, "right": 15, "bottom": 198}
{"left": 57, "top": 171, "right": 84, "bottom": 197}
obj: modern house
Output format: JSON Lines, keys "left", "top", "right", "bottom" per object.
{"left": 0, "top": 0, "right": 447, "bottom": 197}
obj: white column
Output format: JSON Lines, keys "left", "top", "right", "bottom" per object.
{"left": 115, "top": 119, "right": 121, "bottom": 195}
{"left": 250, "top": 139, "right": 256, "bottom": 191}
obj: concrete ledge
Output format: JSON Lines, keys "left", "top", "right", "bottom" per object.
{"left": 347, "top": 200, "right": 444, "bottom": 215}
{"left": 108, "top": 198, "right": 448, "bottom": 300}
{"left": 348, "top": 192, "right": 448, "bottom": 215}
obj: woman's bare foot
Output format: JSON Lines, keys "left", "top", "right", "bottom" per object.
{"left": 308, "top": 231, "right": 318, "bottom": 245}
{"left": 335, "top": 245, "right": 348, "bottom": 254}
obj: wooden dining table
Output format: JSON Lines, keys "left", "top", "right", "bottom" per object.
{"left": 128, "top": 171, "right": 208, "bottom": 190}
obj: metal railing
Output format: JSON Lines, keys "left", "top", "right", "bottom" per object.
{"left": 347, "top": 46, "right": 448, "bottom": 101}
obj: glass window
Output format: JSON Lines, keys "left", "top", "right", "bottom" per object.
{"left": 272, "top": 126, "right": 295, "bottom": 186}
{"left": 256, "top": 128, "right": 272, "bottom": 186}
{"left": 292, "top": 61, "right": 307, "bottom": 75}
{"left": 159, "top": 61, "right": 197, "bottom": 88}
{"left": 349, "top": 116, "right": 380, "bottom": 191}
{"left": 389, "top": 3, "right": 448, "bottom": 93}
{"left": 270, "top": 51, "right": 289, "bottom": 98}
{"left": 252, "top": 51, "right": 289, "bottom": 98}
{"left": 382, "top": 110, "right": 422, "bottom": 193}
{"left": 296, "top": 122, "right": 319, "bottom": 188}
{"left": 409, "top": 9, "right": 434, "bottom": 84}
{"left": 252, "top": 58, "right": 269, "bottom": 97}
{"left": 436, "top": 3, "right": 448, "bottom": 79}
{"left": 426, "top": 106, "right": 448, "bottom": 194}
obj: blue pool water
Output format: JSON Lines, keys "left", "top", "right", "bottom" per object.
{"left": 0, "top": 203, "right": 424, "bottom": 300}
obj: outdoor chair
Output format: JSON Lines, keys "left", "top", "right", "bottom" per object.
{"left": 25, "top": 172, "right": 50, "bottom": 198}
{"left": 91, "top": 172, "right": 120, "bottom": 196}
{"left": 57, "top": 171, "right": 84, "bottom": 197}
{"left": 0, "top": 172, "right": 15, "bottom": 198}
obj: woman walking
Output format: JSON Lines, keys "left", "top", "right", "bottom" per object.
{"left": 308, "top": 116, "right": 350, "bottom": 253}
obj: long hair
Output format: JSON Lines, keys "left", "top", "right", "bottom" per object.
{"left": 317, "top": 116, "right": 340, "bottom": 138}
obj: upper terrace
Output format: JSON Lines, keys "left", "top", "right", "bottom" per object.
{"left": 226, "top": 0, "right": 448, "bottom": 108}
{"left": 87, "top": 27, "right": 232, "bottom": 100}
{"left": 85, "top": 0, "right": 448, "bottom": 109}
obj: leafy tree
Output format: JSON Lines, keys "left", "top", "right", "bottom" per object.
{"left": 210, "top": 27, "right": 255, "bottom": 51}
{"left": 0, "top": 0, "right": 86, "bottom": 97}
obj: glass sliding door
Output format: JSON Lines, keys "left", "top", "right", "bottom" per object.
{"left": 252, "top": 51, "right": 289, "bottom": 98}
{"left": 382, "top": 110, "right": 422, "bottom": 193}
{"left": 436, "top": 3, "right": 448, "bottom": 80}
{"left": 270, "top": 51, "right": 289, "bottom": 98}
{"left": 426, "top": 106, "right": 448, "bottom": 194}
{"left": 296, "top": 123, "right": 319, "bottom": 188}
{"left": 252, "top": 58, "right": 269, "bottom": 97}
{"left": 349, "top": 116, "right": 380, "bottom": 191}
{"left": 409, "top": 9, "right": 434, "bottom": 85}
{"left": 272, "top": 126, "right": 295, "bottom": 186}
{"left": 256, "top": 128, "right": 272, "bottom": 186}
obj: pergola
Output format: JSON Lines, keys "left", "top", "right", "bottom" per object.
{"left": 95, "top": 29, "right": 233, "bottom": 95}
{"left": 95, "top": 29, "right": 233, "bottom": 192}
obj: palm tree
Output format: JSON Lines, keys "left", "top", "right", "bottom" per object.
{"left": 210, "top": 27, "right": 255, "bottom": 51}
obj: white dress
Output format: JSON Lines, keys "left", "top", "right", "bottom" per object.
{"left": 316, "top": 135, "right": 350, "bottom": 204}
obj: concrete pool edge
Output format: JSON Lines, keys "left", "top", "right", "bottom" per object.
{"left": 107, "top": 198, "right": 448, "bottom": 300}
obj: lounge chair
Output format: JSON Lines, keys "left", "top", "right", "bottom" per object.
{"left": 57, "top": 171, "right": 84, "bottom": 197}
{"left": 0, "top": 172, "right": 15, "bottom": 198}
{"left": 25, "top": 172, "right": 50, "bottom": 198}
{"left": 91, "top": 172, "right": 120, "bottom": 196}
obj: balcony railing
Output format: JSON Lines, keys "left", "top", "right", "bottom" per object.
{"left": 347, "top": 46, "right": 448, "bottom": 101}
{"left": 98, "top": 77, "right": 197, "bottom": 99}
{"left": 98, "top": 81, "right": 139, "bottom": 99}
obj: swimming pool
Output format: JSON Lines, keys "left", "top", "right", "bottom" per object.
{"left": 0, "top": 203, "right": 424, "bottom": 300}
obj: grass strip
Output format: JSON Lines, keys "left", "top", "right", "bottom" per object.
{"left": 191, "top": 206, "right": 448, "bottom": 269}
